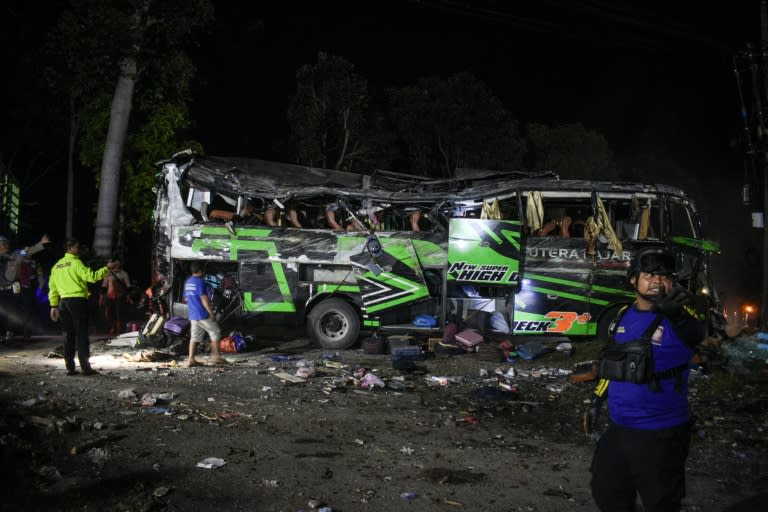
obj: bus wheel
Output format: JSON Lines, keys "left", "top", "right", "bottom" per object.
{"left": 307, "top": 298, "right": 361, "bottom": 349}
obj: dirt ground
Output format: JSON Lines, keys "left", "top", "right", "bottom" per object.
{"left": 1, "top": 331, "right": 767, "bottom": 512}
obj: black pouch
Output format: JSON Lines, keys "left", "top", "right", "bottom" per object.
{"left": 597, "top": 339, "right": 653, "bottom": 384}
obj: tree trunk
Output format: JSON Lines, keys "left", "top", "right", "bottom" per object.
{"left": 66, "top": 92, "right": 77, "bottom": 240}
{"left": 335, "top": 108, "right": 350, "bottom": 170}
{"left": 93, "top": 57, "right": 136, "bottom": 257}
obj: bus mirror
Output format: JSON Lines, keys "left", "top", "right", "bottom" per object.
{"left": 367, "top": 235, "right": 384, "bottom": 259}
{"left": 668, "top": 236, "right": 721, "bottom": 254}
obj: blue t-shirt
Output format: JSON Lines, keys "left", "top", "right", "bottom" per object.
{"left": 607, "top": 305, "right": 697, "bottom": 430}
{"left": 183, "top": 275, "right": 209, "bottom": 321}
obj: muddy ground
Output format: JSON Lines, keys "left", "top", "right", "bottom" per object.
{"left": 1, "top": 332, "right": 767, "bottom": 512}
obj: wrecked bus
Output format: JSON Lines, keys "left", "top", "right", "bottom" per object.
{"left": 151, "top": 151, "right": 723, "bottom": 349}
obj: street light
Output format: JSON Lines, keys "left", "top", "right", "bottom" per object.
{"left": 744, "top": 304, "right": 755, "bottom": 326}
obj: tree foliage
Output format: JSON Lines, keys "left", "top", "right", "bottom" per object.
{"left": 287, "top": 52, "right": 374, "bottom": 171}
{"left": 388, "top": 72, "right": 525, "bottom": 177}
{"left": 526, "top": 122, "right": 617, "bottom": 180}
{"left": 122, "top": 103, "right": 203, "bottom": 232}
{"left": 48, "top": 0, "right": 213, "bottom": 254}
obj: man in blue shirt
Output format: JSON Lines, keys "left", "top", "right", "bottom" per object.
{"left": 590, "top": 248, "right": 706, "bottom": 512}
{"left": 183, "top": 261, "right": 227, "bottom": 367}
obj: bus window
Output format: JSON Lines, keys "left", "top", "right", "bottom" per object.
{"left": 607, "top": 197, "right": 662, "bottom": 241}
{"left": 668, "top": 199, "right": 696, "bottom": 238}
{"left": 498, "top": 196, "right": 520, "bottom": 220}
{"left": 611, "top": 199, "right": 640, "bottom": 240}
{"left": 535, "top": 199, "right": 591, "bottom": 238}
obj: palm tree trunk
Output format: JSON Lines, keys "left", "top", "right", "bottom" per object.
{"left": 93, "top": 57, "right": 136, "bottom": 257}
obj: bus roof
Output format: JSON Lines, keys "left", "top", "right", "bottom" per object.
{"left": 170, "top": 153, "right": 690, "bottom": 204}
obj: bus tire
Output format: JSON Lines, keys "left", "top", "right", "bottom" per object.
{"left": 307, "top": 298, "right": 361, "bottom": 349}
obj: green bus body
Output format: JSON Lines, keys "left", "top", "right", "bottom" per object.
{"left": 152, "top": 153, "right": 722, "bottom": 349}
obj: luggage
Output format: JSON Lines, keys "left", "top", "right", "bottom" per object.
{"left": 388, "top": 337, "right": 423, "bottom": 362}
{"left": 362, "top": 335, "right": 386, "bottom": 355}
{"left": 163, "top": 316, "right": 191, "bottom": 336}
{"left": 516, "top": 340, "right": 549, "bottom": 361}
{"left": 433, "top": 340, "right": 466, "bottom": 355}
{"left": 455, "top": 329, "right": 484, "bottom": 349}
{"left": 443, "top": 322, "right": 458, "bottom": 343}
{"left": 141, "top": 313, "right": 166, "bottom": 337}
{"left": 165, "top": 334, "right": 189, "bottom": 356}
{"left": 137, "top": 331, "right": 167, "bottom": 348}
{"left": 219, "top": 332, "right": 246, "bottom": 353}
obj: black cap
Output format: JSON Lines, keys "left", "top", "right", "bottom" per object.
{"left": 628, "top": 248, "right": 676, "bottom": 278}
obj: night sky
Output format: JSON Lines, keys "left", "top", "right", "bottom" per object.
{"left": 1, "top": 0, "right": 765, "bottom": 311}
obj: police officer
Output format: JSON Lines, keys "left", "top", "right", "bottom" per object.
{"left": 590, "top": 248, "right": 706, "bottom": 511}
{"left": 48, "top": 239, "right": 117, "bottom": 375}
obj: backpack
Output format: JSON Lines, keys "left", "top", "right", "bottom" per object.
{"left": 136, "top": 313, "right": 168, "bottom": 348}
{"left": 219, "top": 333, "right": 246, "bottom": 353}
{"left": 137, "top": 331, "right": 167, "bottom": 348}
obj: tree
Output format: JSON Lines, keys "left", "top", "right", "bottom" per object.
{"left": 47, "top": 0, "right": 135, "bottom": 240}
{"left": 50, "top": 0, "right": 213, "bottom": 257}
{"left": 388, "top": 72, "right": 525, "bottom": 177}
{"left": 287, "top": 52, "right": 373, "bottom": 171}
{"left": 526, "top": 122, "right": 617, "bottom": 180}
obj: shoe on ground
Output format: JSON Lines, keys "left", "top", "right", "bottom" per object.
{"left": 81, "top": 368, "right": 98, "bottom": 376}
{"left": 66, "top": 369, "right": 79, "bottom": 376}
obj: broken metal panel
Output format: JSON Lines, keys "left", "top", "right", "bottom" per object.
{"left": 170, "top": 154, "right": 698, "bottom": 215}
{"left": 166, "top": 161, "right": 196, "bottom": 227}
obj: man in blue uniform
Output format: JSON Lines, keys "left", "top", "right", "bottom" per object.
{"left": 590, "top": 248, "right": 706, "bottom": 511}
{"left": 182, "top": 261, "right": 227, "bottom": 367}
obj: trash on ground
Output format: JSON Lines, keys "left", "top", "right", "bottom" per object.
{"left": 196, "top": 457, "right": 226, "bottom": 469}
{"left": 360, "top": 373, "right": 385, "bottom": 388}
{"left": 516, "top": 341, "right": 550, "bottom": 360}
{"left": 274, "top": 372, "right": 307, "bottom": 383}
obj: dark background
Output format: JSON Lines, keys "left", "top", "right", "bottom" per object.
{"left": 1, "top": 0, "right": 764, "bottom": 316}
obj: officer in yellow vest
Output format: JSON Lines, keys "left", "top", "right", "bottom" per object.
{"left": 48, "top": 239, "right": 117, "bottom": 375}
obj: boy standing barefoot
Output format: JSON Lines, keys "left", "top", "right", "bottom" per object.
{"left": 183, "top": 262, "right": 227, "bottom": 367}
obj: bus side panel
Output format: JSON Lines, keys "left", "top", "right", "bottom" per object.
{"left": 516, "top": 237, "right": 595, "bottom": 336}
{"left": 172, "top": 225, "right": 348, "bottom": 317}
{"left": 589, "top": 242, "right": 643, "bottom": 322}
{"left": 349, "top": 236, "right": 430, "bottom": 314}
{"left": 518, "top": 238, "right": 635, "bottom": 336}
{"left": 447, "top": 219, "right": 521, "bottom": 287}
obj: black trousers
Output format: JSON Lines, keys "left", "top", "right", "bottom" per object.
{"left": 59, "top": 297, "right": 91, "bottom": 371}
{"left": 590, "top": 420, "right": 691, "bottom": 512}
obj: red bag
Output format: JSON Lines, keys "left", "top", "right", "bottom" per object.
{"left": 443, "top": 322, "right": 458, "bottom": 343}
{"left": 107, "top": 278, "right": 118, "bottom": 300}
{"left": 219, "top": 336, "right": 238, "bottom": 353}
